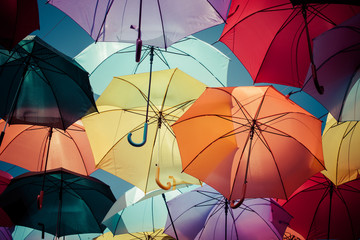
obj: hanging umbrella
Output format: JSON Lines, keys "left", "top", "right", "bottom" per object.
{"left": 0, "top": 227, "right": 13, "bottom": 240}
{"left": 47, "top": 0, "right": 230, "bottom": 51}
{"left": 95, "top": 228, "right": 174, "bottom": 240}
{"left": 0, "top": 0, "right": 39, "bottom": 50}
{"left": 0, "top": 120, "right": 96, "bottom": 176}
{"left": 281, "top": 173, "right": 360, "bottom": 240}
{"left": 0, "top": 168, "right": 116, "bottom": 238}
{"left": 102, "top": 185, "right": 197, "bottom": 236}
{"left": 302, "top": 13, "right": 360, "bottom": 121}
{"left": 172, "top": 85, "right": 325, "bottom": 206}
{"left": 163, "top": 185, "right": 292, "bottom": 240}
{"left": 321, "top": 113, "right": 360, "bottom": 186}
{"left": 0, "top": 35, "right": 98, "bottom": 145}
{"left": 0, "top": 170, "right": 13, "bottom": 227}
{"left": 82, "top": 68, "right": 205, "bottom": 193}
{"left": 219, "top": 0, "right": 360, "bottom": 94}
{"left": 74, "top": 35, "right": 230, "bottom": 94}
{"left": 12, "top": 225, "right": 101, "bottom": 240}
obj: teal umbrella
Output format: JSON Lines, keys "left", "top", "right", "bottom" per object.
{"left": 74, "top": 36, "right": 230, "bottom": 95}
{"left": 0, "top": 168, "right": 116, "bottom": 238}
{"left": 0, "top": 35, "right": 97, "bottom": 145}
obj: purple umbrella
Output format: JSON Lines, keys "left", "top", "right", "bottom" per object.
{"left": 300, "top": 13, "right": 360, "bottom": 121}
{"left": 0, "top": 227, "right": 13, "bottom": 240}
{"left": 163, "top": 185, "right": 292, "bottom": 240}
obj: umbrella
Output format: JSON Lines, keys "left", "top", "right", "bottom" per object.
{"left": 219, "top": 0, "right": 360, "bottom": 93}
{"left": 95, "top": 229, "right": 174, "bottom": 240}
{"left": 281, "top": 173, "right": 360, "bottom": 240}
{"left": 0, "top": 168, "right": 116, "bottom": 238}
{"left": 102, "top": 185, "right": 197, "bottom": 236}
{"left": 12, "top": 225, "right": 101, "bottom": 240}
{"left": 0, "top": 120, "right": 96, "bottom": 176}
{"left": 321, "top": 113, "right": 360, "bottom": 186}
{"left": 0, "top": 0, "right": 39, "bottom": 50}
{"left": 163, "top": 185, "right": 292, "bottom": 240}
{"left": 82, "top": 68, "right": 205, "bottom": 193}
{"left": 74, "top": 35, "right": 230, "bottom": 95}
{"left": 0, "top": 35, "right": 97, "bottom": 145}
{"left": 0, "top": 170, "right": 12, "bottom": 194}
{"left": 0, "top": 227, "right": 13, "bottom": 240}
{"left": 47, "top": 0, "right": 230, "bottom": 51}
{"left": 172, "top": 85, "right": 325, "bottom": 206}
{"left": 0, "top": 170, "right": 13, "bottom": 227}
{"left": 302, "top": 13, "right": 360, "bottom": 121}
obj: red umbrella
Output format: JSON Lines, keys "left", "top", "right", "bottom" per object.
{"left": 0, "top": 0, "right": 39, "bottom": 50}
{"left": 219, "top": 0, "right": 360, "bottom": 93}
{"left": 281, "top": 173, "right": 360, "bottom": 240}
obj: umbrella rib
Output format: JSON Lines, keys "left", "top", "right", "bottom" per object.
{"left": 156, "top": 0, "right": 167, "bottom": 49}
{"left": 307, "top": 5, "right": 338, "bottom": 26}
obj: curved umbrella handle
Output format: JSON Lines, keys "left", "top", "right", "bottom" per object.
{"left": 230, "top": 182, "right": 247, "bottom": 209}
{"left": 155, "top": 165, "right": 171, "bottom": 190}
{"left": 127, "top": 122, "right": 148, "bottom": 147}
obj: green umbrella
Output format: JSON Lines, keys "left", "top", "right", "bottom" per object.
{"left": 0, "top": 168, "right": 116, "bottom": 238}
{"left": 0, "top": 35, "right": 97, "bottom": 145}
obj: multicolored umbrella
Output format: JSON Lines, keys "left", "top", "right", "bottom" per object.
{"left": 82, "top": 69, "right": 204, "bottom": 193}
{"left": 281, "top": 173, "right": 360, "bottom": 240}
{"left": 75, "top": 35, "right": 230, "bottom": 94}
{"left": 219, "top": 0, "right": 360, "bottom": 93}
{"left": 0, "top": 168, "right": 116, "bottom": 238}
{"left": 163, "top": 185, "right": 292, "bottom": 240}
{"left": 172, "top": 86, "right": 325, "bottom": 206}
{"left": 302, "top": 13, "right": 360, "bottom": 121}
{"left": 321, "top": 113, "right": 360, "bottom": 186}
{"left": 0, "top": 0, "right": 39, "bottom": 50}
{"left": 0, "top": 35, "right": 97, "bottom": 145}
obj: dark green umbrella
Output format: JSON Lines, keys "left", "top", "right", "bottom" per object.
{"left": 0, "top": 35, "right": 97, "bottom": 145}
{"left": 0, "top": 168, "right": 116, "bottom": 238}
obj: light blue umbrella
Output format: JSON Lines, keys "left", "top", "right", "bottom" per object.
{"left": 74, "top": 36, "right": 230, "bottom": 95}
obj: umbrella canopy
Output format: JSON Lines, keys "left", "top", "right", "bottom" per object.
{"left": 0, "top": 0, "right": 39, "bottom": 50}
{"left": 163, "top": 185, "right": 292, "bottom": 240}
{"left": 0, "top": 120, "right": 96, "bottom": 176}
{"left": 281, "top": 173, "right": 360, "bottom": 240}
{"left": 74, "top": 35, "right": 230, "bottom": 94}
{"left": 0, "top": 168, "right": 116, "bottom": 237}
{"left": 102, "top": 186, "right": 196, "bottom": 236}
{"left": 96, "top": 229, "right": 174, "bottom": 240}
{"left": 47, "top": 0, "right": 230, "bottom": 49}
{"left": 321, "top": 113, "right": 360, "bottom": 186}
{"left": 219, "top": 0, "right": 360, "bottom": 91}
{"left": 12, "top": 226, "right": 101, "bottom": 240}
{"left": 0, "top": 170, "right": 12, "bottom": 193}
{"left": 302, "top": 13, "right": 360, "bottom": 121}
{"left": 172, "top": 85, "right": 325, "bottom": 204}
{"left": 0, "top": 227, "right": 13, "bottom": 240}
{"left": 82, "top": 68, "right": 205, "bottom": 193}
{"left": 0, "top": 35, "right": 97, "bottom": 133}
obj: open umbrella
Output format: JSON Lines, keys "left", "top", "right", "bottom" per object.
{"left": 302, "top": 13, "right": 360, "bottom": 121}
{"left": 0, "top": 227, "right": 13, "bottom": 240}
{"left": 219, "top": 0, "right": 360, "bottom": 93}
{"left": 47, "top": 0, "right": 230, "bottom": 51}
{"left": 0, "top": 0, "right": 39, "bottom": 50}
{"left": 82, "top": 68, "right": 205, "bottom": 193}
{"left": 96, "top": 229, "right": 174, "bottom": 240}
{"left": 172, "top": 85, "right": 325, "bottom": 206}
{"left": 74, "top": 35, "right": 230, "bottom": 94}
{"left": 321, "top": 113, "right": 360, "bottom": 186}
{"left": 281, "top": 173, "right": 360, "bottom": 240}
{"left": 0, "top": 35, "right": 97, "bottom": 145}
{"left": 163, "top": 185, "right": 292, "bottom": 240}
{"left": 0, "top": 168, "right": 116, "bottom": 238}
{"left": 0, "top": 120, "right": 96, "bottom": 176}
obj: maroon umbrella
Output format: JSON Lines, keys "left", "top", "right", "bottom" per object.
{"left": 0, "top": 0, "right": 40, "bottom": 50}
{"left": 281, "top": 173, "right": 360, "bottom": 240}
{"left": 219, "top": 0, "right": 360, "bottom": 94}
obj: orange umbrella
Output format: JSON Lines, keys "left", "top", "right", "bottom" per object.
{"left": 0, "top": 120, "right": 96, "bottom": 176}
{"left": 172, "top": 86, "right": 325, "bottom": 207}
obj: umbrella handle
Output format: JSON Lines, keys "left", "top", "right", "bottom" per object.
{"left": 155, "top": 165, "right": 171, "bottom": 190}
{"left": 135, "top": 38, "right": 142, "bottom": 62}
{"left": 127, "top": 122, "right": 148, "bottom": 147}
{"left": 37, "top": 190, "right": 44, "bottom": 209}
{"left": 230, "top": 182, "right": 247, "bottom": 209}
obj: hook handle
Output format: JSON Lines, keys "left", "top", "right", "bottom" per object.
{"left": 127, "top": 122, "right": 148, "bottom": 147}
{"left": 155, "top": 165, "right": 171, "bottom": 190}
{"left": 230, "top": 182, "right": 247, "bottom": 209}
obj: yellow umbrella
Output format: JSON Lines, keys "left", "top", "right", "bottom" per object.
{"left": 95, "top": 229, "right": 174, "bottom": 239}
{"left": 82, "top": 68, "right": 205, "bottom": 193}
{"left": 322, "top": 113, "right": 360, "bottom": 186}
